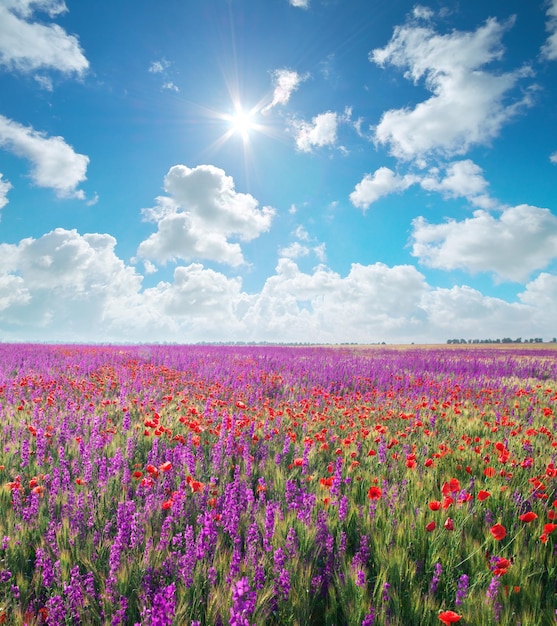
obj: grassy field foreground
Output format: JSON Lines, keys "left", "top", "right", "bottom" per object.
{"left": 0, "top": 343, "right": 555, "bottom": 625}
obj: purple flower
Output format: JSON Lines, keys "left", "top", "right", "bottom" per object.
{"left": 429, "top": 562, "right": 442, "bottom": 595}
{"left": 230, "top": 577, "right": 256, "bottom": 626}
{"left": 455, "top": 574, "right": 469, "bottom": 606}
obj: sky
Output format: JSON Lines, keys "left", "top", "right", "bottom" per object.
{"left": 0, "top": 0, "right": 556, "bottom": 344}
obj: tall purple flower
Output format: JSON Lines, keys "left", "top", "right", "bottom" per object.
{"left": 429, "top": 562, "right": 442, "bottom": 595}
{"left": 229, "top": 577, "right": 256, "bottom": 626}
{"left": 455, "top": 574, "right": 469, "bottom": 606}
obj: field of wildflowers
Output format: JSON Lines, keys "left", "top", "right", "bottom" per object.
{"left": 0, "top": 343, "right": 556, "bottom": 625}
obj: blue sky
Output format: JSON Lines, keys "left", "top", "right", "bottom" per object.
{"left": 0, "top": 0, "right": 556, "bottom": 344}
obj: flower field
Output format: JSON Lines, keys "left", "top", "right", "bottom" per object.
{"left": 0, "top": 343, "right": 556, "bottom": 625}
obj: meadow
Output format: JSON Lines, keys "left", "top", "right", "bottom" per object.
{"left": 0, "top": 343, "right": 555, "bottom": 625}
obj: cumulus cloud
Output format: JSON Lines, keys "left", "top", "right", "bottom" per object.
{"left": 143, "top": 264, "right": 245, "bottom": 336}
{"left": 420, "top": 285, "right": 534, "bottom": 338}
{"left": 0, "top": 173, "right": 12, "bottom": 211}
{"left": 370, "top": 17, "right": 533, "bottom": 160}
{"left": 289, "top": 0, "right": 309, "bottom": 8}
{"left": 420, "top": 160, "right": 496, "bottom": 208}
{"left": 0, "top": 115, "right": 88, "bottom": 197}
{"left": 262, "top": 69, "right": 308, "bottom": 113}
{"left": 1, "top": 225, "right": 556, "bottom": 343}
{"left": 550, "top": 151, "right": 557, "bottom": 163}
{"left": 0, "top": 0, "right": 88, "bottom": 76}
{"left": 137, "top": 164, "right": 275, "bottom": 267}
{"left": 542, "top": 0, "right": 557, "bottom": 60}
{"left": 0, "top": 228, "right": 144, "bottom": 338}
{"left": 410, "top": 204, "right": 557, "bottom": 282}
{"left": 291, "top": 111, "right": 339, "bottom": 152}
{"left": 350, "top": 167, "right": 419, "bottom": 210}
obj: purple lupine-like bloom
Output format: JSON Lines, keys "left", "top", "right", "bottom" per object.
{"left": 353, "top": 534, "right": 370, "bottom": 570}
{"left": 382, "top": 581, "right": 391, "bottom": 604}
{"left": 455, "top": 574, "right": 469, "bottom": 606}
{"left": 0, "top": 570, "right": 11, "bottom": 583}
{"left": 338, "top": 495, "right": 348, "bottom": 522}
{"left": 111, "top": 595, "right": 128, "bottom": 625}
{"left": 429, "top": 562, "right": 442, "bottom": 595}
{"left": 263, "top": 501, "right": 276, "bottom": 552}
{"left": 285, "top": 526, "right": 298, "bottom": 558}
{"left": 151, "top": 582, "right": 176, "bottom": 626}
{"left": 486, "top": 576, "right": 501, "bottom": 601}
{"left": 230, "top": 577, "right": 256, "bottom": 626}
{"left": 63, "top": 565, "right": 85, "bottom": 620}
{"left": 45, "top": 594, "right": 66, "bottom": 625}
{"left": 362, "top": 608, "right": 375, "bottom": 626}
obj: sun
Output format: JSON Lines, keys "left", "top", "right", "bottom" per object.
{"left": 226, "top": 107, "right": 256, "bottom": 140}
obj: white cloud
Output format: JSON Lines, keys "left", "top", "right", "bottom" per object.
{"left": 162, "top": 81, "right": 179, "bottom": 92}
{"left": 420, "top": 160, "right": 496, "bottom": 208}
{"left": 291, "top": 111, "right": 338, "bottom": 152}
{"left": 542, "top": 0, "right": 557, "bottom": 60}
{"left": 262, "top": 69, "right": 307, "bottom": 113}
{"left": 241, "top": 260, "right": 429, "bottom": 342}
{"left": 149, "top": 59, "right": 169, "bottom": 73}
{"left": 550, "top": 151, "right": 557, "bottom": 163}
{"left": 412, "top": 5, "right": 434, "bottom": 21}
{"left": 0, "top": 115, "right": 89, "bottom": 197}
{"left": 0, "top": 174, "right": 12, "bottom": 211}
{"left": 350, "top": 167, "right": 419, "bottom": 210}
{"left": 370, "top": 17, "right": 533, "bottom": 160}
{"left": 279, "top": 241, "right": 310, "bottom": 259}
{"left": 142, "top": 264, "right": 246, "bottom": 337}
{"left": 420, "top": 285, "right": 534, "bottom": 339}
{"left": 0, "top": 228, "right": 144, "bottom": 339}
{"left": 137, "top": 164, "right": 275, "bottom": 266}
{"left": 410, "top": 204, "right": 557, "bottom": 282}
{"left": 289, "top": 0, "right": 309, "bottom": 8}
{"left": 519, "top": 272, "right": 557, "bottom": 309}
{"left": 0, "top": 1, "right": 88, "bottom": 76}
{"left": 1, "top": 226, "right": 556, "bottom": 343}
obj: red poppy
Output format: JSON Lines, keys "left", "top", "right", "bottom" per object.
{"left": 367, "top": 486, "right": 382, "bottom": 500}
{"left": 444, "top": 517, "right": 454, "bottom": 531}
{"left": 441, "top": 478, "right": 461, "bottom": 495}
{"left": 426, "top": 521, "right": 436, "bottom": 532}
{"left": 490, "top": 524, "right": 507, "bottom": 541}
{"left": 161, "top": 499, "right": 173, "bottom": 510}
{"left": 518, "top": 512, "right": 537, "bottom": 523}
{"left": 484, "top": 467, "right": 496, "bottom": 477}
{"left": 438, "top": 610, "right": 461, "bottom": 624}
{"left": 477, "top": 490, "right": 491, "bottom": 501}
{"left": 493, "top": 557, "right": 511, "bottom": 576}
{"left": 429, "top": 500, "right": 441, "bottom": 511}
{"left": 159, "top": 461, "right": 172, "bottom": 472}
{"left": 543, "top": 523, "right": 557, "bottom": 535}
{"left": 190, "top": 480, "right": 204, "bottom": 493}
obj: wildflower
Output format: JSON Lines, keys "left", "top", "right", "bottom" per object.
{"left": 455, "top": 574, "right": 469, "bottom": 606}
{"left": 444, "top": 517, "right": 454, "bottom": 531}
{"left": 429, "top": 562, "right": 442, "bottom": 595}
{"left": 426, "top": 521, "right": 436, "bottom": 532}
{"left": 518, "top": 511, "right": 537, "bottom": 523}
{"left": 477, "top": 490, "right": 491, "bottom": 501}
{"left": 429, "top": 500, "right": 442, "bottom": 511}
{"left": 438, "top": 610, "right": 461, "bottom": 624}
{"left": 492, "top": 557, "right": 511, "bottom": 576}
{"left": 367, "top": 486, "right": 382, "bottom": 500}
{"left": 490, "top": 524, "right": 506, "bottom": 541}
